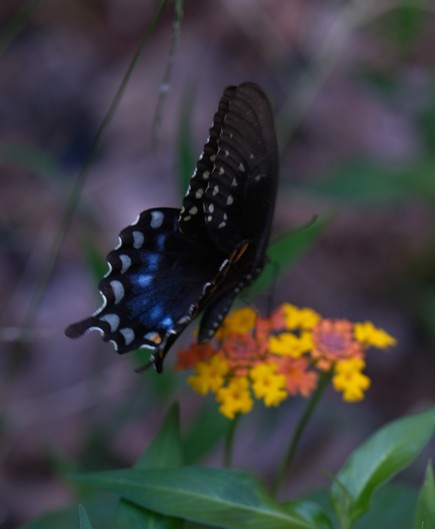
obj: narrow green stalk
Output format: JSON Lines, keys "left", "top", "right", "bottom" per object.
{"left": 224, "top": 414, "right": 240, "bottom": 468}
{"left": 272, "top": 370, "right": 332, "bottom": 497}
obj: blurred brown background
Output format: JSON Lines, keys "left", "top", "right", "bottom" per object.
{"left": 1, "top": 0, "right": 435, "bottom": 527}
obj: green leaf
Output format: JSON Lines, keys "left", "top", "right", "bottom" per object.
{"left": 79, "top": 505, "right": 94, "bottom": 529}
{"left": 135, "top": 402, "right": 183, "bottom": 469}
{"left": 413, "top": 461, "right": 435, "bottom": 529}
{"left": 331, "top": 407, "right": 435, "bottom": 525}
{"left": 252, "top": 216, "right": 329, "bottom": 294}
{"left": 305, "top": 160, "right": 435, "bottom": 204}
{"left": 115, "top": 403, "right": 184, "bottom": 529}
{"left": 284, "top": 500, "right": 334, "bottom": 529}
{"left": 72, "top": 466, "right": 316, "bottom": 529}
{"left": 182, "top": 403, "right": 228, "bottom": 464}
{"left": 353, "top": 483, "right": 418, "bottom": 529}
{"left": 115, "top": 500, "right": 182, "bottom": 529}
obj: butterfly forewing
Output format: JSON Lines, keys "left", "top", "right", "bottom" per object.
{"left": 178, "top": 86, "right": 236, "bottom": 242}
{"left": 203, "top": 82, "right": 278, "bottom": 259}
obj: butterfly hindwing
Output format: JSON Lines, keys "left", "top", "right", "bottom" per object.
{"left": 65, "top": 208, "right": 225, "bottom": 366}
{"left": 65, "top": 82, "right": 278, "bottom": 372}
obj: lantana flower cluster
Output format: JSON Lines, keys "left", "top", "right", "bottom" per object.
{"left": 175, "top": 304, "right": 396, "bottom": 419}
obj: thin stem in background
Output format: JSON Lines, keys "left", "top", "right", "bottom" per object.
{"left": 3, "top": 0, "right": 170, "bottom": 382}
{"left": 152, "top": 0, "right": 185, "bottom": 147}
{"left": 272, "top": 370, "right": 332, "bottom": 497}
{"left": 224, "top": 414, "right": 240, "bottom": 468}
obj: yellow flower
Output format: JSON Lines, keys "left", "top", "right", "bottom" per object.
{"left": 188, "top": 356, "right": 229, "bottom": 395}
{"left": 280, "top": 304, "right": 301, "bottom": 330}
{"left": 250, "top": 363, "right": 287, "bottom": 407}
{"left": 216, "top": 377, "right": 253, "bottom": 419}
{"left": 354, "top": 322, "right": 396, "bottom": 349}
{"left": 332, "top": 358, "right": 371, "bottom": 402}
{"left": 215, "top": 307, "right": 257, "bottom": 339}
{"left": 298, "top": 308, "right": 321, "bottom": 329}
{"left": 281, "top": 304, "right": 320, "bottom": 330}
{"left": 268, "top": 332, "right": 306, "bottom": 358}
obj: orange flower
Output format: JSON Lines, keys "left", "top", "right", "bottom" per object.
{"left": 175, "top": 342, "right": 216, "bottom": 370}
{"left": 277, "top": 356, "right": 318, "bottom": 397}
{"left": 311, "top": 319, "right": 363, "bottom": 370}
{"left": 222, "top": 332, "right": 267, "bottom": 376}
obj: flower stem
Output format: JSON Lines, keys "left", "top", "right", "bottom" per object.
{"left": 272, "top": 370, "right": 332, "bottom": 496}
{"left": 223, "top": 414, "right": 240, "bottom": 467}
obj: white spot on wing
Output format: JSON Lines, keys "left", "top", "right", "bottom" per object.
{"left": 226, "top": 195, "right": 234, "bottom": 205}
{"left": 212, "top": 185, "right": 219, "bottom": 196}
{"left": 119, "top": 254, "right": 132, "bottom": 274}
{"left": 150, "top": 210, "right": 164, "bottom": 229}
{"left": 189, "top": 206, "right": 198, "bottom": 215}
{"left": 120, "top": 327, "right": 135, "bottom": 346}
{"left": 99, "top": 313, "right": 120, "bottom": 332}
{"left": 195, "top": 188, "right": 204, "bottom": 199}
{"left": 110, "top": 280, "right": 125, "bottom": 304}
{"left": 132, "top": 230, "right": 144, "bottom": 249}
{"left": 238, "top": 162, "right": 245, "bottom": 172}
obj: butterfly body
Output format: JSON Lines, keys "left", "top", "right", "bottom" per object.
{"left": 65, "top": 82, "right": 278, "bottom": 372}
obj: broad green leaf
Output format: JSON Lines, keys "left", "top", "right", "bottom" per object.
{"left": 252, "top": 216, "right": 329, "bottom": 294}
{"left": 116, "top": 500, "right": 181, "bottom": 529}
{"left": 115, "top": 403, "right": 183, "bottom": 529}
{"left": 413, "top": 461, "right": 435, "bottom": 529}
{"left": 284, "top": 500, "right": 334, "bottom": 529}
{"left": 183, "top": 403, "right": 228, "bottom": 464}
{"left": 79, "top": 505, "right": 94, "bottom": 529}
{"left": 331, "top": 407, "right": 435, "bottom": 524}
{"left": 353, "top": 483, "right": 418, "bottom": 529}
{"left": 135, "top": 402, "right": 183, "bottom": 469}
{"left": 305, "top": 160, "right": 435, "bottom": 203}
{"left": 72, "top": 466, "right": 316, "bottom": 529}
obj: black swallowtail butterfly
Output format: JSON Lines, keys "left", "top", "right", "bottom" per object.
{"left": 65, "top": 82, "right": 278, "bottom": 372}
